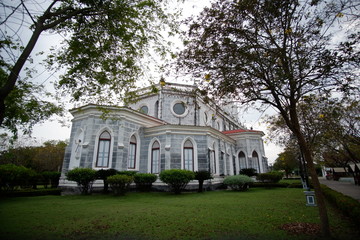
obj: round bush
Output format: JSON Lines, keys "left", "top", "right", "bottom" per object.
{"left": 66, "top": 168, "right": 97, "bottom": 194}
{"left": 256, "top": 171, "right": 284, "bottom": 183}
{"left": 159, "top": 169, "right": 195, "bottom": 194}
{"left": 134, "top": 173, "right": 157, "bottom": 191}
{"left": 223, "top": 174, "right": 254, "bottom": 191}
{"left": 107, "top": 174, "right": 133, "bottom": 195}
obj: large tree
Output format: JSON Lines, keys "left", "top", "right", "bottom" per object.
{"left": 178, "top": 0, "right": 359, "bottom": 237}
{"left": 0, "top": 0, "right": 178, "bottom": 136}
{"left": 268, "top": 97, "right": 360, "bottom": 167}
{"left": 273, "top": 145, "right": 299, "bottom": 178}
{"left": 0, "top": 139, "right": 67, "bottom": 172}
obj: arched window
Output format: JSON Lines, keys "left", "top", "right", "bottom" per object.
{"left": 204, "top": 112, "right": 208, "bottom": 125}
{"left": 128, "top": 135, "right": 137, "bottom": 169}
{"left": 183, "top": 140, "right": 194, "bottom": 171}
{"left": 210, "top": 142, "right": 216, "bottom": 174}
{"left": 151, "top": 141, "right": 160, "bottom": 173}
{"left": 252, "top": 151, "right": 260, "bottom": 174}
{"left": 238, "top": 151, "right": 246, "bottom": 169}
{"left": 139, "top": 105, "right": 149, "bottom": 114}
{"left": 96, "top": 131, "right": 111, "bottom": 168}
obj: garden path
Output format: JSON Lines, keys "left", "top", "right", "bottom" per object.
{"left": 319, "top": 177, "right": 360, "bottom": 201}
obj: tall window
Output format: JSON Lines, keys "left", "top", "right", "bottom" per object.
{"left": 155, "top": 101, "right": 159, "bottom": 118}
{"left": 252, "top": 151, "right": 260, "bottom": 173}
{"left": 233, "top": 156, "right": 236, "bottom": 175}
{"left": 210, "top": 143, "right": 216, "bottom": 174}
{"left": 183, "top": 140, "right": 194, "bottom": 171}
{"left": 96, "top": 131, "right": 111, "bottom": 168}
{"left": 128, "top": 135, "right": 137, "bottom": 169}
{"left": 151, "top": 141, "right": 160, "bottom": 173}
{"left": 238, "top": 151, "right": 246, "bottom": 169}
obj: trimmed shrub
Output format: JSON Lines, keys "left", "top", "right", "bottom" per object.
{"left": 107, "top": 174, "right": 133, "bottom": 196}
{"left": 118, "top": 171, "right": 137, "bottom": 176}
{"left": 42, "top": 171, "right": 61, "bottom": 188}
{"left": 223, "top": 174, "right": 254, "bottom": 191}
{"left": 134, "top": 173, "right": 157, "bottom": 191}
{"left": 239, "top": 168, "right": 257, "bottom": 177}
{"left": 321, "top": 184, "right": 360, "bottom": 224}
{"left": 159, "top": 169, "right": 195, "bottom": 194}
{"left": 24, "top": 169, "right": 40, "bottom": 189}
{"left": 256, "top": 171, "right": 284, "bottom": 183}
{"left": 66, "top": 168, "right": 97, "bottom": 195}
{"left": 96, "top": 169, "right": 119, "bottom": 193}
{"left": 194, "top": 170, "right": 212, "bottom": 192}
{"left": 0, "top": 164, "right": 33, "bottom": 192}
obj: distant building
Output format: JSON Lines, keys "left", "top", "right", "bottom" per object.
{"left": 59, "top": 82, "right": 268, "bottom": 190}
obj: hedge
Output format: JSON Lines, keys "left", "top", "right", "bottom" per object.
{"left": 321, "top": 184, "right": 360, "bottom": 225}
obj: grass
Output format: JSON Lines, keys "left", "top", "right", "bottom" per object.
{"left": 0, "top": 188, "right": 358, "bottom": 240}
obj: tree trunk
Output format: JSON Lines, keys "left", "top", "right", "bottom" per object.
{"left": 294, "top": 129, "right": 331, "bottom": 238}
{"left": 198, "top": 180, "right": 204, "bottom": 192}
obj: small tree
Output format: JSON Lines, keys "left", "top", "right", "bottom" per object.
{"left": 159, "top": 169, "right": 195, "bottom": 194}
{"left": 42, "top": 171, "right": 61, "bottom": 188}
{"left": 134, "top": 173, "right": 157, "bottom": 192}
{"left": 66, "top": 168, "right": 97, "bottom": 195}
{"left": 194, "top": 171, "right": 212, "bottom": 192}
{"left": 239, "top": 168, "right": 257, "bottom": 177}
{"left": 223, "top": 175, "right": 254, "bottom": 191}
{"left": 96, "top": 169, "right": 118, "bottom": 193}
{"left": 107, "top": 175, "right": 133, "bottom": 196}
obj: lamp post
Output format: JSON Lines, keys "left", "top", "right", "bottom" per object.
{"left": 298, "top": 148, "right": 316, "bottom": 206}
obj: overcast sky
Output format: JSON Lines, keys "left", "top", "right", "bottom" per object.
{"left": 2, "top": 0, "right": 283, "bottom": 163}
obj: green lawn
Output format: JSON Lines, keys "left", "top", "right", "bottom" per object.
{"left": 0, "top": 188, "right": 358, "bottom": 240}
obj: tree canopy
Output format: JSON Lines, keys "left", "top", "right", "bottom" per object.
{"left": 0, "top": 0, "right": 179, "bottom": 137}
{"left": 0, "top": 139, "right": 67, "bottom": 172}
{"left": 178, "top": 0, "right": 359, "bottom": 237}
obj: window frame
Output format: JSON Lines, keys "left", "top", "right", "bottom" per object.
{"left": 151, "top": 141, "right": 160, "bottom": 174}
{"left": 183, "top": 140, "right": 194, "bottom": 171}
{"left": 170, "top": 100, "right": 188, "bottom": 118}
{"left": 95, "top": 131, "right": 111, "bottom": 168}
{"left": 128, "top": 135, "right": 137, "bottom": 169}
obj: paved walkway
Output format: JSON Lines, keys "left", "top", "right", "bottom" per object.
{"left": 319, "top": 178, "right": 360, "bottom": 201}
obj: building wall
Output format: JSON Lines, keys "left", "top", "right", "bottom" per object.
{"left": 129, "top": 84, "right": 242, "bottom": 131}
{"left": 60, "top": 84, "right": 268, "bottom": 189}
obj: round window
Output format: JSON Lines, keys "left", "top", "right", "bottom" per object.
{"left": 173, "top": 102, "right": 186, "bottom": 115}
{"left": 139, "top": 105, "right": 149, "bottom": 114}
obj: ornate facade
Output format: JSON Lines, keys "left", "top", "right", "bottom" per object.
{"left": 59, "top": 82, "right": 268, "bottom": 190}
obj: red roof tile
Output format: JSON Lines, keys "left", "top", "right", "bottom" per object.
{"left": 222, "top": 129, "right": 263, "bottom": 134}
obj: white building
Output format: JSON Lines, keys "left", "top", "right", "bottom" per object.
{"left": 59, "top": 82, "right": 268, "bottom": 190}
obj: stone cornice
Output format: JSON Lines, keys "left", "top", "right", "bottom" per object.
{"left": 70, "top": 104, "right": 167, "bottom": 127}
{"left": 144, "top": 124, "right": 236, "bottom": 144}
